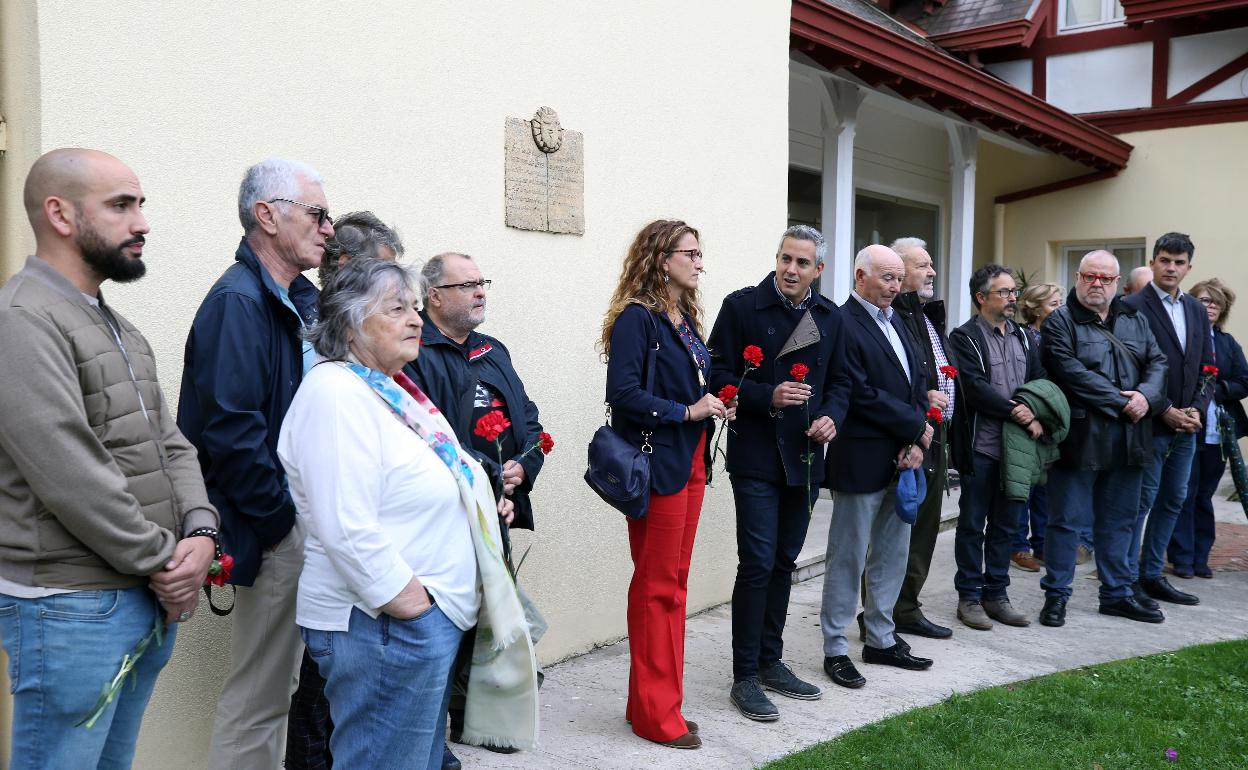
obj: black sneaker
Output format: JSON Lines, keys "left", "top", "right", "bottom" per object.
{"left": 729, "top": 678, "right": 780, "bottom": 722}
{"left": 759, "top": 661, "right": 823, "bottom": 701}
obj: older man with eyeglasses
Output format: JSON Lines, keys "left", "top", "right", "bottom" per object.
{"left": 1036, "top": 251, "right": 1168, "bottom": 627}
{"left": 178, "top": 157, "right": 333, "bottom": 770}
{"left": 406, "top": 252, "right": 546, "bottom": 763}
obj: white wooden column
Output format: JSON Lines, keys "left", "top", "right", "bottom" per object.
{"left": 946, "top": 123, "right": 978, "bottom": 327}
{"left": 818, "top": 78, "right": 864, "bottom": 304}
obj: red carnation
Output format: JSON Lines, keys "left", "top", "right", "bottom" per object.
{"left": 718, "top": 384, "right": 739, "bottom": 403}
{"left": 743, "top": 345, "right": 764, "bottom": 368}
{"left": 927, "top": 406, "right": 943, "bottom": 425}
{"left": 538, "top": 431, "right": 555, "bottom": 455}
{"left": 473, "top": 410, "right": 511, "bottom": 443}
{"left": 1203, "top": 365, "right": 1219, "bottom": 377}
{"left": 206, "top": 552, "right": 234, "bottom": 587}
{"left": 939, "top": 365, "right": 959, "bottom": 380}
{"left": 790, "top": 363, "right": 810, "bottom": 382}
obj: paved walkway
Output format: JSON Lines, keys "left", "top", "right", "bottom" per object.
{"left": 454, "top": 490, "right": 1248, "bottom": 769}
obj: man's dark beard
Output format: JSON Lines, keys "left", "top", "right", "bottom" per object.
{"left": 76, "top": 216, "right": 146, "bottom": 283}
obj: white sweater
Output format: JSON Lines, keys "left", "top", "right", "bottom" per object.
{"left": 278, "top": 363, "right": 479, "bottom": 632}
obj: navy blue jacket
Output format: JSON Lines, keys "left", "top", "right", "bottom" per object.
{"left": 1123, "top": 285, "right": 1215, "bottom": 434}
{"left": 405, "top": 315, "right": 545, "bottom": 530}
{"left": 177, "top": 239, "right": 319, "bottom": 586}
{"left": 605, "top": 303, "right": 713, "bottom": 496}
{"left": 707, "top": 274, "right": 849, "bottom": 486}
{"left": 1214, "top": 328, "right": 1248, "bottom": 439}
{"left": 824, "top": 296, "right": 928, "bottom": 494}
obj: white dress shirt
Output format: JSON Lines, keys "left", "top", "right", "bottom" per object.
{"left": 852, "top": 291, "right": 911, "bottom": 382}
{"left": 1151, "top": 281, "right": 1187, "bottom": 353}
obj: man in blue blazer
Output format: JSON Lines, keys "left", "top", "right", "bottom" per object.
{"left": 1122, "top": 232, "right": 1214, "bottom": 608}
{"left": 820, "top": 245, "right": 933, "bottom": 690}
{"left": 708, "top": 225, "right": 850, "bottom": 722}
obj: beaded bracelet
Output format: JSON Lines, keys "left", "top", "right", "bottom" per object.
{"left": 187, "top": 526, "right": 223, "bottom": 558}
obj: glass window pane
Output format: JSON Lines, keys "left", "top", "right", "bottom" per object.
{"left": 1065, "top": 0, "right": 1103, "bottom": 25}
{"left": 1113, "top": 0, "right": 1125, "bottom": 17}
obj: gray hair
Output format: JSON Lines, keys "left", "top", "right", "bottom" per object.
{"left": 319, "top": 211, "right": 405, "bottom": 285}
{"left": 854, "top": 245, "right": 875, "bottom": 272}
{"left": 305, "top": 258, "right": 424, "bottom": 361}
{"left": 890, "top": 237, "right": 927, "bottom": 260}
{"left": 778, "top": 225, "right": 827, "bottom": 266}
{"left": 420, "top": 252, "right": 472, "bottom": 301}
{"left": 238, "top": 157, "right": 324, "bottom": 233}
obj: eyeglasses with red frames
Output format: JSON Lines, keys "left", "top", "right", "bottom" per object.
{"left": 1077, "top": 272, "right": 1119, "bottom": 286}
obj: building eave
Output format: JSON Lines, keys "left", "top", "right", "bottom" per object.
{"left": 791, "top": 0, "right": 1133, "bottom": 170}
{"left": 1081, "top": 98, "right": 1248, "bottom": 133}
{"left": 1119, "top": 0, "right": 1248, "bottom": 23}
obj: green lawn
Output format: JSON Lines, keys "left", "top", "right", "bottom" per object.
{"left": 764, "top": 640, "right": 1248, "bottom": 770}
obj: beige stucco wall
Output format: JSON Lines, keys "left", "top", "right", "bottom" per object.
{"left": 998, "top": 120, "right": 1248, "bottom": 344}
{"left": 0, "top": 2, "right": 792, "bottom": 767}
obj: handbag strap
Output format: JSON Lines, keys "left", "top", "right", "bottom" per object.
{"left": 1092, "top": 323, "right": 1142, "bottom": 370}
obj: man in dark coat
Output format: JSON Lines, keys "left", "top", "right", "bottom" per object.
{"left": 178, "top": 157, "right": 331, "bottom": 770}
{"left": 1122, "top": 232, "right": 1214, "bottom": 608}
{"left": 889, "top": 237, "right": 957, "bottom": 640}
{"left": 1038, "top": 250, "right": 1168, "bottom": 627}
{"left": 820, "top": 244, "right": 934, "bottom": 691}
{"left": 708, "top": 225, "right": 850, "bottom": 722}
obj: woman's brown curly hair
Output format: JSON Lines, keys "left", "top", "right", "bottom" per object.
{"left": 598, "top": 219, "right": 703, "bottom": 358}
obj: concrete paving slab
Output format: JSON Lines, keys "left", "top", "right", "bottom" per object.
{"left": 453, "top": 489, "right": 1248, "bottom": 770}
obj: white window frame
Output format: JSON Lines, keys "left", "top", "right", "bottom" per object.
{"left": 1058, "top": 0, "right": 1126, "bottom": 32}
{"left": 1059, "top": 239, "right": 1146, "bottom": 292}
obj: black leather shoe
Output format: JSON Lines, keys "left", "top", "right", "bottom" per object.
{"left": 1131, "top": 582, "right": 1161, "bottom": 610}
{"left": 862, "top": 642, "right": 933, "bottom": 670}
{"left": 1140, "top": 576, "right": 1199, "bottom": 606}
{"left": 1100, "top": 596, "right": 1165, "bottom": 623}
{"left": 824, "top": 655, "right": 866, "bottom": 688}
{"left": 442, "top": 744, "right": 462, "bottom": 770}
{"left": 1038, "top": 596, "right": 1066, "bottom": 627}
{"left": 895, "top": 616, "right": 953, "bottom": 639}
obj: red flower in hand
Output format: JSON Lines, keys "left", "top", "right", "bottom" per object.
{"left": 743, "top": 345, "right": 764, "bottom": 368}
{"left": 718, "top": 384, "right": 739, "bottom": 403}
{"left": 538, "top": 432, "right": 555, "bottom": 455}
{"left": 473, "top": 410, "right": 511, "bottom": 442}
{"left": 206, "top": 552, "right": 234, "bottom": 587}
{"left": 939, "top": 365, "right": 959, "bottom": 380}
{"left": 790, "top": 363, "right": 810, "bottom": 382}
{"left": 1203, "top": 365, "right": 1219, "bottom": 377}
{"left": 927, "top": 406, "right": 943, "bottom": 425}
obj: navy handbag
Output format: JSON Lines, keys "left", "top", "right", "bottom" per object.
{"left": 585, "top": 312, "right": 659, "bottom": 519}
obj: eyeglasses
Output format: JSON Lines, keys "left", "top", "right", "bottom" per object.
{"left": 267, "top": 198, "right": 332, "bottom": 228}
{"left": 666, "top": 249, "right": 703, "bottom": 262}
{"left": 986, "top": 288, "right": 1022, "bottom": 299}
{"left": 433, "top": 279, "right": 492, "bottom": 292}
{"left": 1078, "top": 272, "right": 1119, "bottom": 286}
{"left": 1197, "top": 296, "right": 1221, "bottom": 308}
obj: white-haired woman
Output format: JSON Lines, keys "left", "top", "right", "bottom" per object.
{"left": 277, "top": 258, "right": 538, "bottom": 769}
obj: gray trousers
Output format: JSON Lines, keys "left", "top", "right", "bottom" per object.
{"left": 820, "top": 486, "right": 911, "bottom": 657}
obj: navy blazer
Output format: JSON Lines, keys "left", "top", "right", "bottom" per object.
{"left": 825, "top": 296, "right": 929, "bottom": 494}
{"left": 707, "top": 273, "right": 849, "bottom": 486}
{"left": 1214, "top": 328, "right": 1248, "bottom": 439}
{"left": 605, "top": 303, "right": 713, "bottom": 495}
{"left": 1123, "top": 285, "right": 1215, "bottom": 434}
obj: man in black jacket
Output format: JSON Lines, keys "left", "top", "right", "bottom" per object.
{"left": 708, "top": 225, "right": 850, "bottom": 722}
{"left": 948, "top": 265, "right": 1044, "bottom": 631}
{"left": 1122, "top": 232, "right": 1214, "bottom": 608}
{"left": 180, "top": 157, "right": 331, "bottom": 770}
{"left": 1037, "top": 251, "right": 1168, "bottom": 627}
{"left": 889, "top": 237, "right": 957, "bottom": 640}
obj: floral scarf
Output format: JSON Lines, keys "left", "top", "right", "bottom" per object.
{"left": 338, "top": 361, "right": 540, "bottom": 750}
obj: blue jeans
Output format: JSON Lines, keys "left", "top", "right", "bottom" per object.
{"left": 1132, "top": 432, "right": 1197, "bottom": 581}
{"left": 302, "top": 604, "right": 464, "bottom": 770}
{"left": 1011, "top": 482, "right": 1048, "bottom": 556}
{"left": 1041, "top": 465, "right": 1143, "bottom": 602}
{"left": 954, "top": 453, "right": 1020, "bottom": 601}
{"left": 729, "top": 475, "right": 815, "bottom": 681}
{"left": 1168, "top": 441, "right": 1225, "bottom": 573}
{"left": 0, "top": 587, "right": 176, "bottom": 769}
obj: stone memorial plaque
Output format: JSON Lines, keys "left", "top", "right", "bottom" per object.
{"left": 504, "top": 107, "right": 584, "bottom": 234}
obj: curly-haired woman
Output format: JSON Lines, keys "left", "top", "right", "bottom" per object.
{"left": 598, "top": 219, "right": 731, "bottom": 750}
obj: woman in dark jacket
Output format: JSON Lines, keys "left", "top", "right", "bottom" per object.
{"left": 1169, "top": 278, "right": 1248, "bottom": 578}
{"left": 599, "top": 220, "right": 730, "bottom": 750}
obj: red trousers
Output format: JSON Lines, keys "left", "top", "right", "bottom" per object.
{"left": 624, "top": 435, "right": 706, "bottom": 742}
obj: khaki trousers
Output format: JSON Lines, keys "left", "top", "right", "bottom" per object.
{"left": 208, "top": 519, "right": 306, "bottom": 770}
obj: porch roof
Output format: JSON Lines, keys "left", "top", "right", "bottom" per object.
{"left": 791, "top": 0, "right": 1134, "bottom": 171}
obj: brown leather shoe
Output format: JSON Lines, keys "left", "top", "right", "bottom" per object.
{"left": 659, "top": 732, "right": 702, "bottom": 749}
{"left": 1011, "top": 551, "right": 1042, "bottom": 572}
